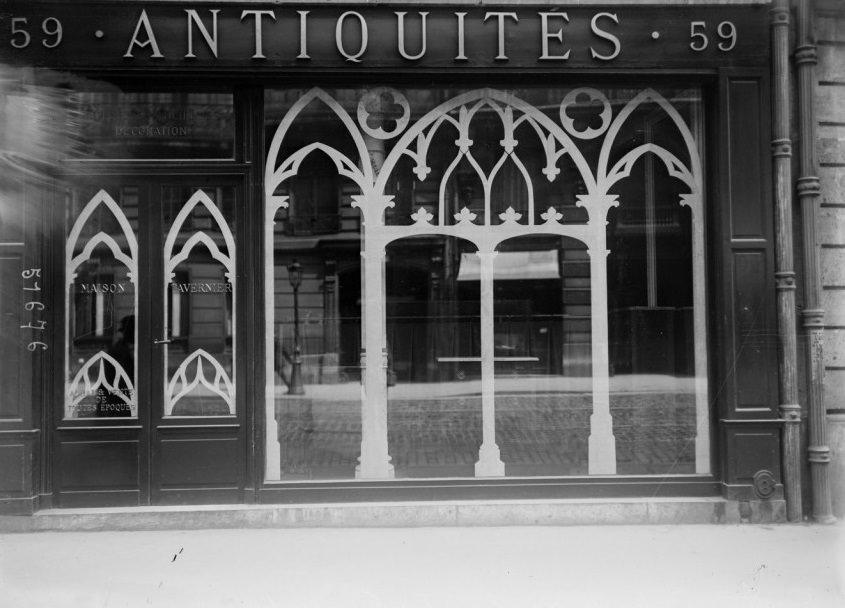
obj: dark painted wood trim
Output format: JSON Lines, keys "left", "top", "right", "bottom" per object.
{"left": 0, "top": 496, "right": 40, "bottom": 515}
{"left": 713, "top": 65, "right": 781, "bottom": 506}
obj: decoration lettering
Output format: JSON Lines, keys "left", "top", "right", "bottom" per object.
{"left": 115, "top": 126, "right": 189, "bottom": 137}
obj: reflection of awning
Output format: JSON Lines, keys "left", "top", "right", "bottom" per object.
{"left": 457, "top": 250, "right": 560, "bottom": 281}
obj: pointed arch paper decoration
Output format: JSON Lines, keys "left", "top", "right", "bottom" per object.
{"left": 66, "top": 189, "right": 138, "bottom": 285}
{"left": 166, "top": 348, "right": 235, "bottom": 416}
{"left": 264, "top": 86, "right": 710, "bottom": 477}
{"left": 164, "top": 189, "right": 236, "bottom": 416}
{"left": 67, "top": 351, "right": 135, "bottom": 411}
{"left": 65, "top": 189, "right": 138, "bottom": 417}
{"left": 164, "top": 190, "right": 236, "bottom": 286}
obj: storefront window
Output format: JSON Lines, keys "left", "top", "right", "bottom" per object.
{"left": 69, "top": 89, "right": 235, "bottom": 160}
{"left": 264, "top": 85, "right": 708, "bottom": 481}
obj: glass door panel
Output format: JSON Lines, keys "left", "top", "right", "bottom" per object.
{"left": 65, "top": 187, "right": 140, "bottom": 419}
{"left": 161, "top": 185, "right": 237, "bottom": 417}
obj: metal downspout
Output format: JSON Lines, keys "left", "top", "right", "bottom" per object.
{"left": 794, "top": 0, "right": 836, "bottom": 523}
{"left": 771, "top": 0, "right": 803, "bottom": 522}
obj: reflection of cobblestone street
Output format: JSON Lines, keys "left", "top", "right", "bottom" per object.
{"left": 276, "top": 381, "right": 696, "bottom": 479}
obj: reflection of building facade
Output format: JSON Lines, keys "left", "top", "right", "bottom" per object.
{"left": 0, "top": 0, "right": 841, "bottom": 523}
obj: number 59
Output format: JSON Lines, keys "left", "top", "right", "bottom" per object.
{"left": 10, "top": 17, "right": 63, "bottom": 49}
{"left": 690, "top": 21, "right": 737, "bottom": 52}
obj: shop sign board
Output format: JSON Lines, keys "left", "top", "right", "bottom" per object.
{"left": 0, "top": 3, "right": 769, "bottom": 70}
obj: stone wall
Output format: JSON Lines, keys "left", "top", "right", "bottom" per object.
{"left": 816, "top": 2, "right": 845, "bottom": 518}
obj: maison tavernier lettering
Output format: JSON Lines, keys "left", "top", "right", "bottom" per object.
{"left": 171, "top": 282, "right": 232, "bottom": 293}
{"left": 2, "top": 5, "right": 767, "bottom": 69}
{"left": 80, "top": 283, "right": 126, "bottom": 294}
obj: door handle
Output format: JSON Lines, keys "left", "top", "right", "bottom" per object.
{"left": 154, "top": 338, "right": 173, "bottom": 345}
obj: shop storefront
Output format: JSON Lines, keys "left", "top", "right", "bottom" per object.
{"left": 0, "top": 1, "right": 796, "bottom": 517}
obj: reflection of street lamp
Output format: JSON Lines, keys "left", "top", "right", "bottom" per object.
{"left": 287, "top": 260, "right": 305, "bottom": 395}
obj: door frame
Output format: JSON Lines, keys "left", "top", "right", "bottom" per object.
{"left": 51, "top": 169, "right": 257, "bottom": 507}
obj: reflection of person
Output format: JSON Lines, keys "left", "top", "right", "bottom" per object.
{"left": 97, "top": 315, "right": 134, "bottom": 417}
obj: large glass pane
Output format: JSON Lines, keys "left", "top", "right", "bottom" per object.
{"left": 270, "top": 255, "right": 363, "bottom": 480}
{"left": 494, "top": 236, "right": 591, "bottom": 476}
{"left": 65, "top": 187, "right": 139, "bottom": 418}
{"left": 386, "top": 236, "right": 481, "bottom": 478}
{"left": 265, "top": 85, "right": 707, "bottom": 479}
{"left": 265, "top": 105, "right": 364, "bottom": 477}
{"left": 163, "top": 186, "right": 236, "bottom": 417}
{"left": 69, "top": 89, "right": 235, "bottom": 160}
{"left": 606, "top": 90, "right": 703, "bottom": 474}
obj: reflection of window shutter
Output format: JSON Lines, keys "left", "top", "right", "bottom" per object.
{"left": 339, "top": 184, "right": 360, "bottom": 233}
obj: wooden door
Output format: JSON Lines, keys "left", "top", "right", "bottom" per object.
{"left": 54, "top": 175, "right": 248, "bottom": 506}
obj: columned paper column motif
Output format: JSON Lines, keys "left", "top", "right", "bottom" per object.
{"left": 475, "top": 248, "right": 506, "bottom": 477}
{"left": 264, "top": 196, "right": 288, "bottom": 481}
{"left": 680, "top": 193, "right": 711, "bottom": 474}
{"left": 354, "top": 122, "right": 396, "bottom": 479}
{"left": 355, "top": 204, "right": 395, "bottom": 478}
{"left": 578, "top": 194, "right": 619, "bottom": 475}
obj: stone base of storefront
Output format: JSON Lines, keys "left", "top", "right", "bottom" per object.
{"left": 0, "top": 497, "right": 786, "bottom": 532}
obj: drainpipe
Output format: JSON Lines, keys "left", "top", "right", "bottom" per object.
{"left": 771, "top": 0, "right": 802, "bottom": 522}
{"left": 794, "top": 0, "right": 836, "bottom": 523}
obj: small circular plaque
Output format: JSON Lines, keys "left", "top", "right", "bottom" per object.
{"left": 753, "top": 470, "right": 777, "bottom": 499}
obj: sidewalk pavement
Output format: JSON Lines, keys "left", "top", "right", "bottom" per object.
{"left": 1, "top": 523, "right": 843, "bottom": 608}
